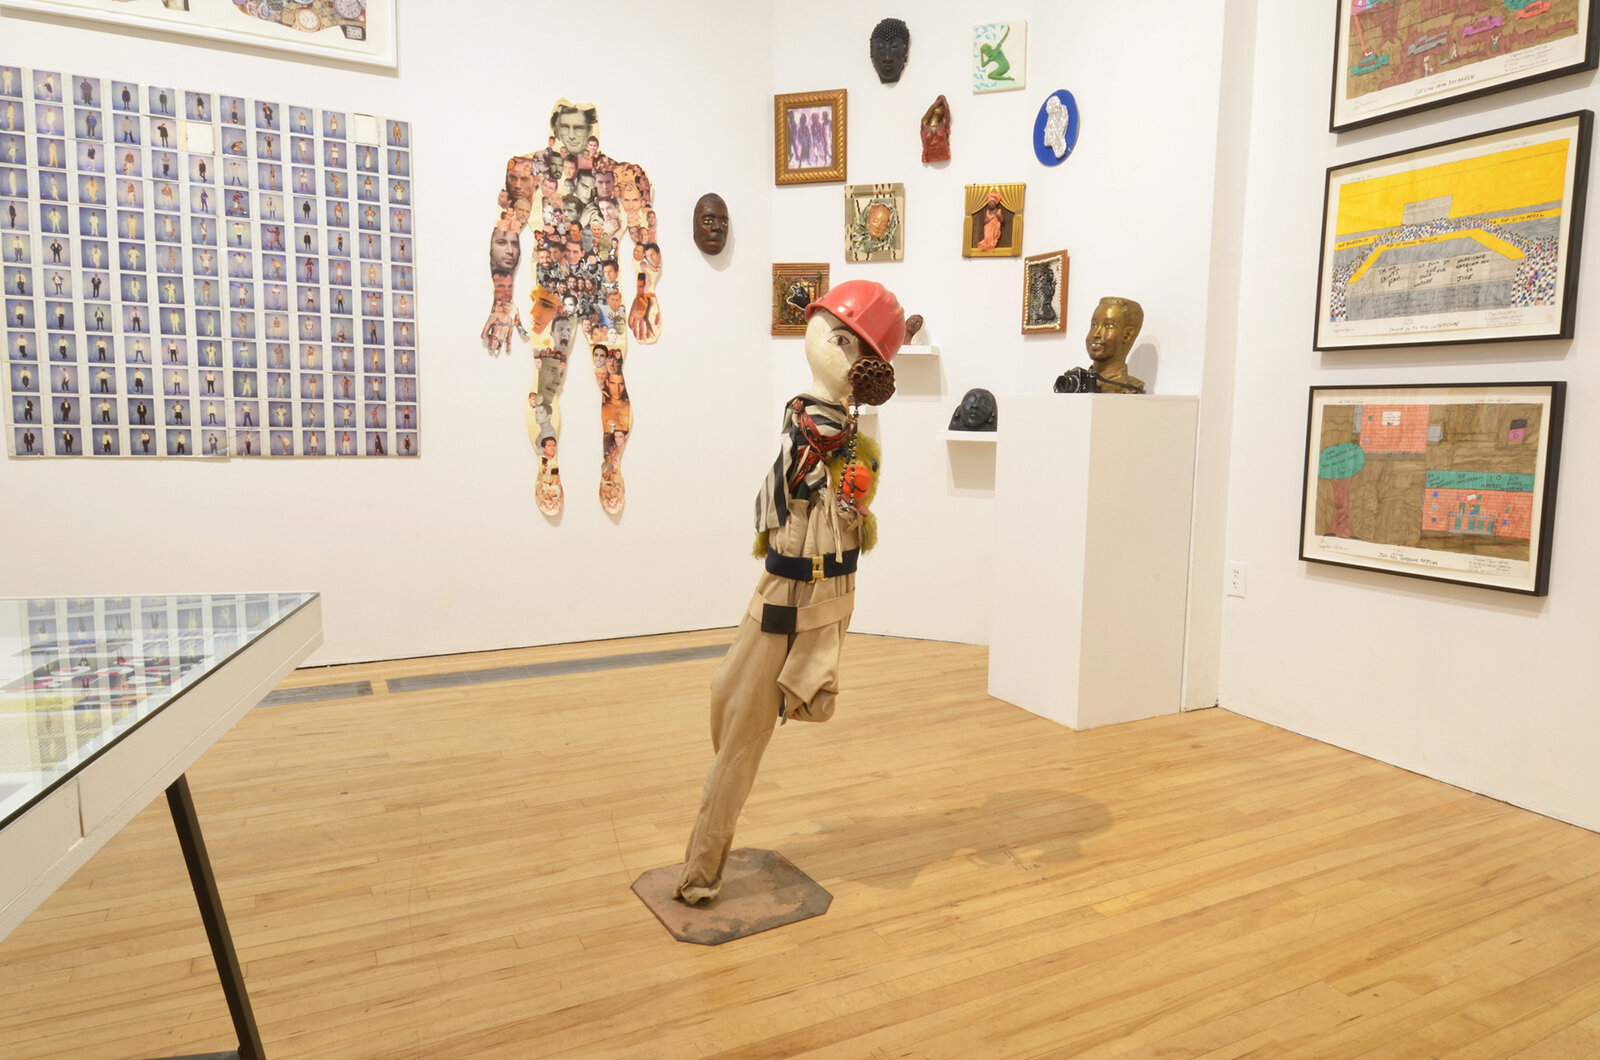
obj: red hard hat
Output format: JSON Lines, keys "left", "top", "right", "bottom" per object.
{"left": 805, "top": 279, "right": 906, "bottom": 362}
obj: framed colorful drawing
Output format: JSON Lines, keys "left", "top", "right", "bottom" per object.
{"left": 1299, "top": 381, "right": 1565, "bottom": 595}
{"left": 771, "top": 263, "right": 829, "bottom": 335}
{"left": 774, "top": 90, "right": 846, "bottom": 186}
{"left": 1021, "top": 249, "right": 1067, "bottom": 333}
{"left": 4, "top": 0, "right": 399, "bottom": 69}
{"left": 844, "top": 182, "right": 904, "bottom": 262}
{"left": 1314, "top": 111, "right": 1592, "bottom": 351}
{"left": 962, "top": 182, "right": 1025, "bottom": 258}
{"left": 1332, "top": 0, "right": 1597, "bottom": 132}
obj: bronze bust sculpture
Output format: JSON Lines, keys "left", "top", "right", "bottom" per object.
{"left": 1054, "top": 296, "right": 1145, "bottom": 394}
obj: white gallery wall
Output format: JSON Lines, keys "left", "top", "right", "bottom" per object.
{"left": 768, "top": 0, "right": 1234, "bottom": 649}
{"left": 0, "top": 0, "right": 1244, "bottom": 677}
{"left": 7, "top": 1, "right": 1595, "bottom": 836}
{"left": 1221, "top": 5, "right": 1600, "bottom": 831}
{"left": 0, "top": 0, "right": 777, "bottom": 663}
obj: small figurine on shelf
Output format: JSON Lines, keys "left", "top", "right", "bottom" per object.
{"left": 903, "top": 313, "right": 925, "bottom": 345}
{"left": 674, "top": 279, "right": 904, "bottom": 908}
{"left": 920, "top": 95, "right": 951, "bottom": 164}
{"left": 1054, "top": 296, "right": 1146, "bottom": 394}
{"left": 949, "top": 388, "right": 997, "bottom": 431}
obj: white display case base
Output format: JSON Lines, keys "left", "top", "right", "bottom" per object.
{"left": 988, "top": 395, "right": 1199, "bottom": 730}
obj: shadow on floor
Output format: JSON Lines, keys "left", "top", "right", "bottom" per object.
{"left": 776, "top": 787, "right": 1114, "bottom": 891}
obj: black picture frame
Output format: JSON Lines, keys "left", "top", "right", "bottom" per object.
{"left": 1314, "top": 110, "right": 1592, "bottom": 352}
{"left": 1331, "top": 0, "right": 1599, "bottom": 133}
{"left": 1299, "top": 380, "right": 1566, "bottom": 595}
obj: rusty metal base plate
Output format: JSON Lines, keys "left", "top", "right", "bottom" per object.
{"left": 631, "top": 848, "right": 832, "bottom": 945}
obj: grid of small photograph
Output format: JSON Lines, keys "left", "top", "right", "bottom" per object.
{"left": 0, "top": 65, "right": 418, "bottom": 458}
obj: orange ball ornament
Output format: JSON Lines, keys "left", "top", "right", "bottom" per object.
{"left": 840, "top": 463, "right": 873, "bottom": 503}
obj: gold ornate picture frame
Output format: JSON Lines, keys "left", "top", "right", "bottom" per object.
{"left": 962, "top": 182, "right": 1025, "bottom": 257}
{"left": 1021, "top": 249, "right": 1067, "bottom": 333}
{"left": 775, "top": 90, "right": 847, "bottom": 186}
{"left": 771, "top": 263, "right": 830, "bottom": 335}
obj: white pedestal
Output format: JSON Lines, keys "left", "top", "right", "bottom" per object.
{"left": 988, "top": 394, "right": 1199, "bottom": 729}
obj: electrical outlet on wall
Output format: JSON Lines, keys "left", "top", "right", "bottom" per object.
{"left": 1226, "top": 562, "right": 1247, "bottom": 598}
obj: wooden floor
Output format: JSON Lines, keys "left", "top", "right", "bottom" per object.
{"left": 3, "top": 630, "right": 1600, "bottom": 1059}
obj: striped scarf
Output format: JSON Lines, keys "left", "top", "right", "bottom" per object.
{"left": 755, "top": 395, "right": 852, "bottom": 532}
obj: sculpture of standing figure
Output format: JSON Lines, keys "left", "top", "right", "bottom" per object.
{"left": 675, "top": 279, "right": 904, "bottom": 906}
{"left": 481, "top": 99, "right": 661, "bottom": 516}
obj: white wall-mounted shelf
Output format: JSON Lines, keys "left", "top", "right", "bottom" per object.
{"left": 943, "top": 430, "right": 998, "bottom": 442}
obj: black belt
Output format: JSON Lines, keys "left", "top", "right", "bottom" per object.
{"left": 765, "top": 547, "right": 859, "bottom": 583}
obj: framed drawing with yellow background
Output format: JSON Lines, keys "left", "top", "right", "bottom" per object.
{"left": 962, "top": 182, "right": 1024, "bottom": 258}
{"left": 1314, "top": 111, "right": 1592, "bottom": 350}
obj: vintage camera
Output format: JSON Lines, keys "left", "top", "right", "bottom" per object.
{"left": 1053, "top": 366, "right": 1098, "bottom": 394}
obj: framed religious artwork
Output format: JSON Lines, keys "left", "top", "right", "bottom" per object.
{"left": 962, "top": 182, "right": 1025, "bottom": 258}
{"left": 973, "top": 21, "right": 1026, "bottom": 93}
{"left": 1314, "top": 111, "right": 1592, "bottom": 351}
{"left": 774, "top": 90, "right": 847, "bottom": 186}
{"left": 771, "top": 263, "right": 829, "bottom": 335}
{"left": 1300, "top": 381, "right": 1565, "bottom": 595}
{"left": 5, "top": 0, "right": 398, "bottom": 69}
{"left": 1332, "top": 1, "right": 1598, "bottom": 132}
{"left": 844, "top": 182, "right": 904, "bottom": 262}
{"left": 1021, "top": 249, "right": 1067, "bottom": 333}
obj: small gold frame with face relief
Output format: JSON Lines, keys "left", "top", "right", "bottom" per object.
{"left": 845, "top": 182, "right": 906, "bottom": 263}
{"left": 775, "top": 90, "right": 847, "bottom": 186}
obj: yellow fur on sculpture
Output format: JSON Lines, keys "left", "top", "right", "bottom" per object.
{"left": 753, "top": 432, "right": 882, "bottom": 557}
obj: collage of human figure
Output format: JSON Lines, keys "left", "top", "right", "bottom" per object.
{"left": 4, "top": 593, "right": 306, "bottom": 783}
{"left": 0, "top": 64, "right": 419, "bottom": 458}
{"left": 483, "top": 98, "right": 661, "bottom": 517}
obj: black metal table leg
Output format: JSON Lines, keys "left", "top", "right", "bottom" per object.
{"left": 165, "top": 773, "right": 266, "bottom": 1060}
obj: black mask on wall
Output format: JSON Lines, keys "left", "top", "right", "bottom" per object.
{"left": 692, "top": 192, "right": 729, "bottom": 254}
{"left": 870, "top": 19, "right": 910, "bottom": 84}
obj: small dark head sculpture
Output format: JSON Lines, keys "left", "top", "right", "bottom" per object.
{"left": 870, "top": 18, "right": 911, "bottom": 84}
{"left": 692, "top": 192, "right": 729, "bottom": 254}
{"left": 949, "top": 388, "right": 997, "bottom": 431}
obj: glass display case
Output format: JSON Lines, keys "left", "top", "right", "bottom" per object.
{"left": 0, "top": 591, "right": 316, "bottom": 828}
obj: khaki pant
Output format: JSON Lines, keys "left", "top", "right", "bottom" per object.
{"left": 674, "top": 499, "right": 857, "bottom": 904}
